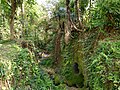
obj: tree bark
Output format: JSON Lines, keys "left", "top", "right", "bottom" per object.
{"left": 54, "top": 16, "right": 63, "bottom": 67}
{"left": 9, "top": 0, "right": 17, "bottom": 40}
{"left": 75, "top": 0, "right": 84, "bottom": 29}
{"left": 54, "top": 29, "right": 62, "bottom": 66}
{"left": 20, "top": 2, "right": 24, "bottom": 38}
{"left": 10, "top": 17, "right": 14, "bottom": 40}
{"left": 66, "top": 0, "right": 82, "bottom": 32}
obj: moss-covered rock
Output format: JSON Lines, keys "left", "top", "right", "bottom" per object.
{"left": 60, "top": 38, "right": 85, "bottom": 88}
{"left": 54, "top": 74, "right": 61, "bottom": 85}
{"left": 65, "top": 73, "right": 84, "bottom": 88}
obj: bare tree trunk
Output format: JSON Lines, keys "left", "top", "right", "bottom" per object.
{"left": 75, "top": 0, "right": 84, "bottom": 29}
{"left": 54, "top": 29, "right": 62, "bottom": 66}
{"left": 54, "top": 15, "right": 64, "bottom": 67}
{"left": 9, "top": 0, "right": 17, "bottom": 40}
{"left": 21, "top": 2, "right": 24, "bottom": 38}
{"left": 10, "top": 17, "right": 14, "bottom": 40}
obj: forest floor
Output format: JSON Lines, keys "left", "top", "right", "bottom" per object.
{"left": 0, "top": 41, "right": 18, "bottom": 61}
{"left": 0, "top": 40, "right": 19, "bottom": 90}
{"left": 0, "top": 40, "right": 81, "bottom": 90}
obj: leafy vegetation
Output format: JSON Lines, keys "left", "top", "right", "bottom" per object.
{"left": 0, "top": 0, "right": 120, "bottom": 90}
{"left": 88, "top": 40, "right": 120, "bottom": 90}
{"left": 12, "top": 48, "right": 65, "bottom": 90}
{"left": 0, "top": 43, "right": 66, "bottom": 90}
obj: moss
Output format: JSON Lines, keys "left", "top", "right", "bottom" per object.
{"left": 66, "top": 73, "right": 84, "bottom": 87}
{"left": 60, "top": 39, "right": 86, "bottom": 88}
{"left": 73, "top": 41, "right": 88, "bottom": 87}
{"left": 54, "top": 74, "right": 60, "bottom": 85}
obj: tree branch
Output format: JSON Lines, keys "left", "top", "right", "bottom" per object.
{"left": 66, "top": 0, "right": 82, "bottom": 32}
{"left": 75, "top": 0, "right": 84, "bottom": 29}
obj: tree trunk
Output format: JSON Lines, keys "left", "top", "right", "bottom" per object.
{"left": 54, "top": 29, "right": 62, "bottom": 66}
{"left": 66, "top": 0, "right": 82, "bottom": 32}
{"left": 21, "top": 2, "right": 25, "bottom": 38}
{"left": 9, "top": 0, "right": 17, "bottom": 40}
{"left": 54, "top": 14, "right": 64, "bottom": 68}
{"left": 10, "top": 17, "right": 14, "bottom": 40}
{"left": 75, "top": 0, "right": 84, "bottom": 29}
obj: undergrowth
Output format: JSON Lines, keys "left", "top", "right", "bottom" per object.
{"left": 0, "top": 43, "right": 66, "bottom": 90}
{"left": 88, "top": 40, "right": 120, "bottom": 90}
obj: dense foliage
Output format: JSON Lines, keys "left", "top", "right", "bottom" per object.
{"left": 88, "top": 40, "right": 120, "bottom": 90}
{"left": 88, "top": 0, "right": 120, "bottom": 30}
{"left": 0, "top": 43, "right": 66, "bottom": 90}
{"left": 0, "top": 0, "right": 120, "bottom": 90}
